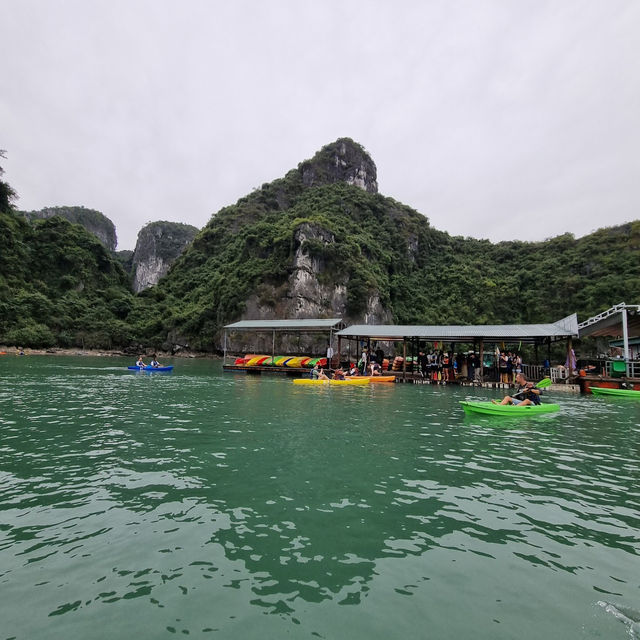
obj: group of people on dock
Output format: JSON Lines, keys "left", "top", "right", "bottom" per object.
{"left": 357, "top": 346, "right": 385, "bottom": 375}
{"left": 497, "top": 351, "right": 523, "bottom": 384}
{"left": 417, "top": 350, "right": 462, "bottom": 382}
{"left": 415, "top": 349, "right": 523, "bottom": 384}
{"left": 314, "top": 346, "right": 529, "bottom": 385}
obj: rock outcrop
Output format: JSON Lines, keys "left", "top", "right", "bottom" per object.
{"left": 237, "top": 140, "right": 385, "bottom": 329}
{"left": 132, "top": 221, "right": 199, "bottom": 292}
{"left": 299, "top": 138, "right": 378, "bottom": 194}
{"left": 243, "top": 221, "right": 392, "bottom": 326}
{"left": 22, "top": 206, "right": 117, "bottom": 251}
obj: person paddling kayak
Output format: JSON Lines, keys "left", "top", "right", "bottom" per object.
{"left": 493, "top": 372, "right": 541, "bottom": 406}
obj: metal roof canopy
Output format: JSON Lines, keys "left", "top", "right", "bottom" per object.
{"left": 336, "top": 314, "right": 578, "bottom": 344}
{"left": 224, "top": 318, "right": 344, "bottom": 332}
{"left": 578, "top": 303, "right": 640, "bottom": 338}
{"left": 578, "top": 303, "right": 640, "bottom": 368}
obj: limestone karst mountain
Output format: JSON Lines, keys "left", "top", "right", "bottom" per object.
{"left": 135, "top": 138, "right": 640, "bottom": 352}
{"left": 131, "top": 221, "right": 199, "bottom": 292}
{"left": 2, "top": 137, "right": 640, "bottom": 352}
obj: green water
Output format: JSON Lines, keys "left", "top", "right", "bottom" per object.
{"left": 1, "top": 356, "right": 639, "bottom": 639}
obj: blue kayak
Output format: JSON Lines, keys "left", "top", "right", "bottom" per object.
{"left": 127, "top": 365, "right": 174, "bottom": 372}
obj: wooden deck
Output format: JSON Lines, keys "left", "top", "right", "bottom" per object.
{"left": 577, "top": 374, "right": 640, "bottom": 394}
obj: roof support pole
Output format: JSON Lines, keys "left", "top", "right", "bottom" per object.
{"left": 403, "top": 338, "right": 407, "bottom": 382}
{"left": 328, "top": 329, "right": 334, "bottom": 371}
{"left": 272, "top": 330, "right": 275, "bottom": 359}
{"left": 451, "top": 342, "right": 455, "bottom": 382}
{"left": 223, "top": 329, "right": 227, "bottom": 365}
{"left": 338, "top": 335, "right": 342, "bottom": 367}
{"left": 622, "top": 306, "right": 630, "bottom": 375}
{"left": 566, "top": 336, "right": 573, "bottom": 377}
{"left": 479, "top": 339, "right": 484, "bottom": 383}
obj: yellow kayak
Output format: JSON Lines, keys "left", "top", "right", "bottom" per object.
{"left": 293, "top": 378, "right": 370, "bottom": 386}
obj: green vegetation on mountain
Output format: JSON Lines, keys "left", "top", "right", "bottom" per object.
{"left": 134, "top": 139, "right": 640, "bottom": 350}
{"left": 22, "top": 205, "right": 118, "bottom": 251}
{"left": 115, "top": 249, "right": 134, "bottom": 274}
{"left": 0, "top": 209, "right": 134, "bottom": 348}
{"left": 1, "top": 139, "right": 639, "bottom": 352}
{"left": 0, "top": 151, "right": 17, "bottom": 213}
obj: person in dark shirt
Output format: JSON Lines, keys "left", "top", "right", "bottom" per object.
{"left": 493, "top": 373, "right": 541, "bottom": 406}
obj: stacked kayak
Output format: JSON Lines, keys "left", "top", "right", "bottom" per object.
{"left": 234, "top": 355, "right": 328, "bottom": 368}
{"left": 590, "top": 387, "right": 640, "bottom": 398}
{"left": 460, "top": 401, "right": 560, "bottom": 416}
{"left": 128, "top": 365, "right": 174, "bottom": 372}
{"left": 293, "top": 378, "right": 370, "bottom": 386}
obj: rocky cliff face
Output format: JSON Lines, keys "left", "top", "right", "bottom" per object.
{"left": 132, "top": 221, "right": 199, "bottom": 292}
{"left": 231, "top": 219, "right": 391, "bottom": 354}
{"left": 243, "top": 221, "right": 392, "bottom": 326}
{"left": 299, "top": 139, "right": 378, "bottom": 194}
{"left": 22, "top": 206, "right": 117, "bottom": 251}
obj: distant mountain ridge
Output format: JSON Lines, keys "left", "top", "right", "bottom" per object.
{"left": 136, "top": 138, "right": 640, "bottom": 352}
{"left": 2, "top": 138, "right": 639, "bottom": 352}
{"left": 20, "top": 206, "right": 201, "bottom": 291}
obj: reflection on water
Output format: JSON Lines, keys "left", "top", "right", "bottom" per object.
{"left": 1, "top": 356, "right": 639, "bottom": 639}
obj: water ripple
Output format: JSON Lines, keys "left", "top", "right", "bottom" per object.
{"left": 1, "top": 357, "right": 639, "bottom": 638}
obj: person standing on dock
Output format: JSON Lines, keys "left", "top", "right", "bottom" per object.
{"left": 467, "top": 352, "right": 477, "bottom": 383}
{"left": 360, "top": 347, "right": 368, "bottom": 375}
{"left": 375, "top": 346, "right": 384, "bottom": 369}
{"left": 326, "top": 344, "right": 334, "bottom": 372}
{"left": 418, "top": 350, "right": 428, "bottom": 378}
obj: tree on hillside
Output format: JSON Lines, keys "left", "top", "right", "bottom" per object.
{"left": 0, "top": 150, "right": 18, "bottom": 213}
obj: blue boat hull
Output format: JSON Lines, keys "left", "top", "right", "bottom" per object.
{"left": 128, "top": 365, "right": 174, "bottom": 372}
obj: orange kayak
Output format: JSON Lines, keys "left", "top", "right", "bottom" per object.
{"left": 348, "top": 375, "right": 395, "bottom": 383}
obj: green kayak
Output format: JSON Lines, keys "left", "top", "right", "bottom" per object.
{"left": 590, "top": 387, "right": 640, "bottom": 398}
{"left": 460, "top": 401, "right": 560, "bottom": 416}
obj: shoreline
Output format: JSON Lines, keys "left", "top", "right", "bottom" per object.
{"left": 0, "top": 345, "right": 219, "bottom": 359}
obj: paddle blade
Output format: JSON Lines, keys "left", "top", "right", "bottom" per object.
{"left": 536, "top": 377, "right": 552, "bottom": 389}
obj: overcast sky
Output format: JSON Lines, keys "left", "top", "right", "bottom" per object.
{"left": 1, "top": 0, "right": 639, "bottom": 250}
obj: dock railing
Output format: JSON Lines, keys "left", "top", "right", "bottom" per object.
{"left": 522, "top": 364, "right": 545, "bottom": 381}
{"left": 604, "top": 359, "right": 640, "bottom": 378}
